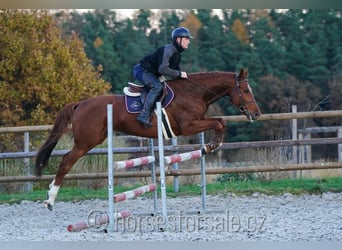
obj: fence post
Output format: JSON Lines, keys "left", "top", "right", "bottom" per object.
{"left": 24, "top": 132, "right": 33, "bottom": 192}
{"left": 171, "top": 137, "right": 179, "bottom": 193}
{"left": 292, "top": 105, "right": 298, "bottom": 178}
{"left": 338, "top": 127, "right": 342, "bottom": 163}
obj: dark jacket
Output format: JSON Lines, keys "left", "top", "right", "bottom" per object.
{"left": 140, "top": 43, "right": 184, "bottom": 78}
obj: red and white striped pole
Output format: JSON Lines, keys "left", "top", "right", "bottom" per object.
{"left": 114, "top": 184, "right": 156, "bottom": 203}
{"left": 114, "top": 156, "right": 155, "bottom": 169}
{"left": 67, "top": 210, "right": 131, "bottom": 232}
{"left": 164, "top": 150, "right": 202, "bottom": 164}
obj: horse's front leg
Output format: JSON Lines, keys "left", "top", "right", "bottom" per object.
{"left": 202, "top": 118, "right": 226, "bottom": 154}
{"left": 181, "top": 118, "right": 226, "bottom": 154}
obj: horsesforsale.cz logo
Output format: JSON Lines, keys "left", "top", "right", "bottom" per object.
{"left": 86, "top": 210, "right": 267, "bottom": 233}
{"left": 87, "top": 210, "right": 109, "bottom": 232}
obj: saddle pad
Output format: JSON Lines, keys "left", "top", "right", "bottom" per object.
{"left": 124, "top": 85, "right": 174, "bottom": 113}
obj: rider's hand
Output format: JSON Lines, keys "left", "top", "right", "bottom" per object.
{"left": 180, "top": 71, "right": 188, "bottom": 78}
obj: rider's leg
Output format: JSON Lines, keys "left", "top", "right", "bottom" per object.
{"left": 136, "top": 72, "right": 163, "bottom": 127}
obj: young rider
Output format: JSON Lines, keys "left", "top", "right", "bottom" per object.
{"left": 132, "top": 27, "right": 192, "bottom": 127}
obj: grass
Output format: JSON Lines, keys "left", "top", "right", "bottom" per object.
{"left": 0, "top": 176, "right": 341, "bottom": 205}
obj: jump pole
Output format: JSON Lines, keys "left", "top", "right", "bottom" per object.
{"left": 67, "top": 210, "right": 131, "bottom": 232}
{"left": 199, "top": 132, "right": 207, "bottom": 212}
{"left": 107, "top": 104, "right": 115, "bottom": 232}
{"left": 114, "top": 156, "right": 155, "bottom": 169}
{"left": 114, "top": 184, "right": 156, "bottom": 202}
{"left": 164, "top": 150, "right": 202, "bottom": 164}
{"left": 156, "top": 102, "right": 168, "bottom": 227}
{"left": 149, "top": 138, "right": 158, "bottom": 214}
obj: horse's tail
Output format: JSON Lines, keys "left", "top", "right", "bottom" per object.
{"left": 34, "top": 102, "right": 77, "bottom": 177}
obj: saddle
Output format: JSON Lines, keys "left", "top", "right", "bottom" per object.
{"left": 123, "top": 82, "right": 174, "bottom": 113}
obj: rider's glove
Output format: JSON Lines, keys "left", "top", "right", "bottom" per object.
{"left": 180, "top": 71, "right": 188, "bottom": 78}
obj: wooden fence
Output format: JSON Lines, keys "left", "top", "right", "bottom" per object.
{"left": 1, "top": 110, "right": 342, "bottom": 183}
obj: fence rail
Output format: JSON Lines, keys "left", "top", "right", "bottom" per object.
{"left": 1, "top": 137, "right": 342, "bottom": 160}
{"left": 1, "top": 162, "right": 341, "bottom": 183}
{"left": 1, "top": 110, "right": 342, "bottom": 184}
{"left": 1, "top": 110, "right": 342, "bottom": 133}
{"left": 215, "top": 110, "right": 342, "bottom": 122}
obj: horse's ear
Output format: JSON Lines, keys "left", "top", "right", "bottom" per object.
{"left": 238, "top": 68, "right": 244, "bottom": 79}
{"left": 239, "top": 68, "right": 248, "bottom": 80}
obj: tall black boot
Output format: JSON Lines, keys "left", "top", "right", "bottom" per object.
{"left": 137, "top": 109, "right": 153, "bottom": 127}
{"left": 136, "top": 91, "right": 160, "bottom": 127}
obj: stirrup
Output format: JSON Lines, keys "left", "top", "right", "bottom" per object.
{"left": 137, "top": 115, "right": 153, "bottom": 128}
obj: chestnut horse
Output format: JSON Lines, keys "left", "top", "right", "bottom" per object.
{"left": 35, "top": 68, "right": 261, "bottom": 210}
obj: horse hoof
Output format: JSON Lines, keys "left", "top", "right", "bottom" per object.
{"left": 44, "top": 192, "right": 53, "bottom": 210}
{"left": 44, "top": 201, "right": 53, "bottom": 211}
{"left": 201, "top": 147, "right": 208, "bottom": 155}
{"left": 202, "top": 144, "right": 212, "bottom": 154}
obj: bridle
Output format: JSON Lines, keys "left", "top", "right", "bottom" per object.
{"left": 232, "top": 73, "right": 257, "bottom": 120}
{"left": 184, "top": 73, "right": 257, "bottom": 120}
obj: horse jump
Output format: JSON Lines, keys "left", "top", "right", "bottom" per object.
{"left": 67, "top": 157, "right": 156, "bottom": 232}
{"left": 107, "top": 105, "right": 159, "bottom": 231}
{"left": 163, "top": 140, "right": 207, "bottom": 213}
{"left": 67, "top": 183, "right": 156, "bottom": 232}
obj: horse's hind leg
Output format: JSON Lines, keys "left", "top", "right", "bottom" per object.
{"left": 45, "top": 146, "right": 88, "bottom": 210}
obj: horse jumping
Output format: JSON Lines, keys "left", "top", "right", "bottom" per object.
{"left": 35, "top": 68, "right": 261, "bottom": 210}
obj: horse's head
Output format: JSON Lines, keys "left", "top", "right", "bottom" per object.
{"left": 229, "top": 68, "right": 261, "bottom": 122}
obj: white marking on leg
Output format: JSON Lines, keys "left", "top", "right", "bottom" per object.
{"left": 49, "top": 179, "right": 55, "bottom": 189}
{"left": 46, "top": 179, "right": 60, "bottom": 207}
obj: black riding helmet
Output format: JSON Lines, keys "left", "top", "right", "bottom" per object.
{"left": 171, "top": 27, "right": 193, "bottom": 44}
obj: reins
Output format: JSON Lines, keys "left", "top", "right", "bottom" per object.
{"left": 184, "top": 77, "right": 232, "bottom": 104}
{"left": 184, "top": 73, "right": 256, "bottom": 112}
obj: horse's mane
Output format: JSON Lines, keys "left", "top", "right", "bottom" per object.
{"left": 165, "top": 72, "right": 238, "bottom": 96}
{"left": 188, "top": 71, "right": 235, "bottom": 77}
{"left": 168, "top": 71, "right": 236, "bottom": 85}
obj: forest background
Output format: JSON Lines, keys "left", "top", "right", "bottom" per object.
{"left": 1, "top": 9, "right": 342, "bottom": 160}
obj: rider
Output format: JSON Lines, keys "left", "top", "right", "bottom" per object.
{"left": 133, "top": 27, "right": 192, "bottom": 127}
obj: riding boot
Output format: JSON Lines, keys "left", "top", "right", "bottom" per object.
{"left": 137, "top": 91, "right": 160, "bottom": 127}
{"left": 136, "top": 109, "right": 153, "bottom": 127}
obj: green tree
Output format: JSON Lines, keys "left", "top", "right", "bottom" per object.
{"left": 250, "top": 16, "right": 287, "bottom": 79}
{"left": 197, "top": 11, "right": 226, "bottom": 71}
{"left": 151, "top": 10, "right": 181, "bottom": 47}
{"left": 255, "top": 75, "right": 322, "bottom": 139}
{"left": 0, "top": 9, "right": 110, "bottom": 128}
{"left": 112, "top": 15, "right": 154, "bottom": 90}
{"left": 80, "top": 10, "right": 125, "bottom": 92}
{"left": 52, "top": 9, "right": 342, "bottom": 144}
